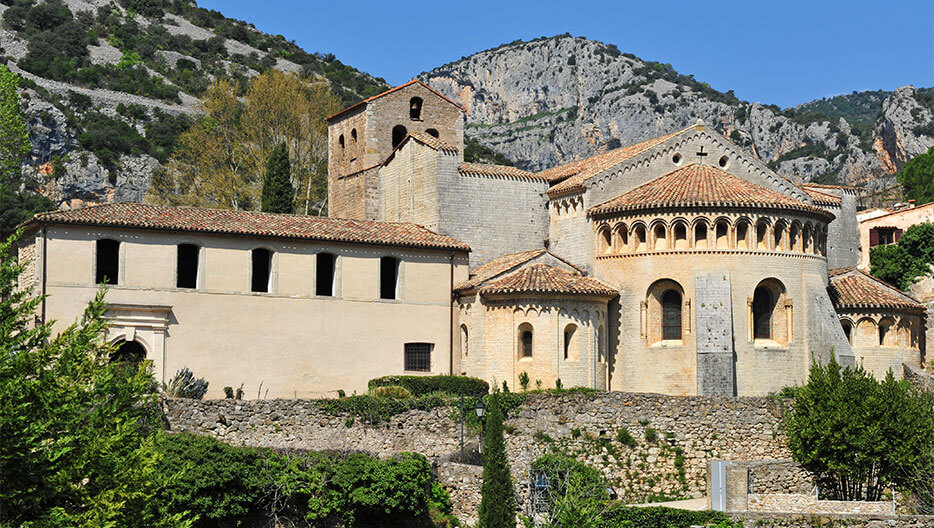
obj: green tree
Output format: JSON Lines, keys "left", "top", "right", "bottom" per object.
{"left": 0, "top": 232, "right": 191, "bottom": 528}
{"left": 261, "top": 142, "right": 294, "bottom": 214}
{"left": 529, "top": 453, "right": 611, "bottom": 528}
{"left": 783, "top": 357, "right": 934, "bottom": 501}
{"left": 0, "top": 187, "right": 54, "bottom": 236}
{"left": 870, "top": 222, "right": 934, "bottom": 290}
{"left": 0, "top": 64, "right": 31, "bottom": 186}
{"left": 477, "top": 391, "right": 517, "bottom": 528}
{"left": 898, "top": 145, "right": 934, "bottom": 205}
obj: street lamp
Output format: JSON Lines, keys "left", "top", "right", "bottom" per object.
{"left": 476, "top": 400, "right": 487, "bottom": 455}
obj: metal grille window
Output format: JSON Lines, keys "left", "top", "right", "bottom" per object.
{"left": 404, "top": 343, "right": 432, "bottom": 372}
{"left": 661, "top": 290, "right": 682, "bottom": 340}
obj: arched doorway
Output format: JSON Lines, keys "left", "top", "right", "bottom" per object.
{"left": 111, "top": 340, "right": 146, "bottom": 364}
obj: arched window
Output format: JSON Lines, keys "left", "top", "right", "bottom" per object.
{"left": 841, "top": 319, "right": 853, "bottom": 344}
{"left": 425, "top": 128, "right": 439, "bottom": 138}
{"left": 409, "top": 97, "right": 423, "bottom": 120}
{"left": 879, "top": 318, "right": 894, "bottom": 346}
{"left": 694, "top": 222, "right": 708, "bottom": 249}
{"left": 518, "top": 323, "right": 533, "bottom": 358}
{"left": 339, "top": 134, "right": 345, "bottom": 149}
{"left": 563, "top": 323, "right": 578, "bottom": 360}
{"left": 598, "top": 325, "right": 605, "bottom": 363}
{"left": 673, "top": 223, "right": 688, "bottom": 250}
{"left": 653, "top": 224, "right": 666, "bottom": 251}
{"left": 251, "top": 248, "right": 272, "bottom": 293}
{"left": 773, "top": 223, "right": 785, "bottom": 251}
{"left": 661, "top": 290, "right": 682, "bottom": 340}
{"left": 351, "top": 128, "right": 357, "bottom": 142}
{"left": 802, "top": 225, "right": 812, "bottom": 253}
{"left": 753, "top": 286, "right": 774, "bottom": 339}
{"left": 96, "top": 239, "right": 120, "bottom": 285}
{"left": 176, "top": 243, "right": 199, "bottom": 289}
{"left": 756, "top": 221, "right": 769, "bottom": 250}
{"left": 615, "top": 225, "right": 629, "bottom": 253}
{"left": 316, "top": 252, "right": 336, "bottom": 296}
{"left": 789, "top": 224, "right": 800, "bottom": 252}
{"left": 716, "top": 220, "right": 729, "bottom": 249}
{"left": 460, "top": 325, "right": 469, "bottom": 357}
{"left": 111, "top": 340, "right": 146, "bottom": 363}
{"left": 634, "top": 225, "right": 647, "bottom": 252}
{"left": 392, "top": 125, "right": 407, "bottom": 148}
{"left": 735, "top": 221, "right": 749, "bottom": 250}
{"left": 598, "top": 226, "right": 612, "bottom": 254}
{"left": 380, "top": 256, "right": 399, "bottom": 300}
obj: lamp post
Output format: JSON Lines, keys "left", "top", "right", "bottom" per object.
{"left": 476, "top": 399, "right": 486, "bottom": 455}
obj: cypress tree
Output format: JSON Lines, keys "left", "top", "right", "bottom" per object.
{"left": 260, "top": 142, "right": 294, "bottom": 214}
{"left": 0, "top": 65, "right": 30, "bottom": 187}
{"left": 477, "top": 391, "right": 516, "bottom": 528}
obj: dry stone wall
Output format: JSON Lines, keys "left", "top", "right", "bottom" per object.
{"left": 164, "top": 391, "right": 799, "bottom": 505}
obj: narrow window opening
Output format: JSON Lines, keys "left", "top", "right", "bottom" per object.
{"left": 425, "top": 128, "right": 439, "bottom": 138}
{"left": 598, "top": 325, "right": 605, "bottom": 363}
{"left": 756, "top": 222, "right": 769, "bottom": 250}
{"left": 409, "top": 97, "right": 423, "bottom": 120}
{"left": 695, "top": 223, "right": 708, "bottom": 249}
{"left": 460, "top": 325, "right": 468, "bottom": 357}
{"left": 803, "top": 226, "right": 812, "bottom": 253}
{"left": 600, "top": 227, "right": 612, "bottom": 254}
{"left": 563, "top": 324, "right": 578, "bottom": 360}
{"left": 716, "top": 221, "right": 729, "bottom": 249}
{"left": 351, "top": 128, "right": 357, "bottom": 142}
{"left": 392, "top": 125, "right": 407, "bottom": 148}
{"left": 316, "top": 252, "right": 335, "bottom": 296}
{"left": 790, "top": 226, "right": 799, "bottom": 251}
{"left": 519, "top": 323, "right": 533, "bottom": 358}
{"left": 404, "top": 342, "right": 432, "bottom": 372}
{"left": 674, "top": 223, "right": 688, "bottom": 250}
{"left": 736, "top": 222, "right": 749, "bottom": 250}
{"left": 339, "top": 134, "right": 345, "bottom": 149}
{"left": 841, "top": 320, "right": 853, "bottom": 344}
{"left": 380, "top": 256, "right": 399, "bottom": 300}
{"left": 635, "top": 226, "right": 647, "bottom": 252}
{"left": 176, "top": 244, "right": 199, "bottom": 289}
{"left": 879, "top": 320, "right": 891, "bottom": 346}
{"left": 661, "top": 290, "right": 682, "bottom": 340}
{"left": 617, "top": 226, "right": 629, "bottom": 253}
{"left": 96, "top": 239, "right": 120, "bottom": 285}
{"left": 773, "top": 225, "right": 785, "bottom": 251}
{"left": 251, "top": 248, "right": 272, "bottom": 293}
{"left": 654, "top": 225, "right": 666, "bottom": 251}
{"left": 753, "top": 286, "right": 773, "bottom": 339}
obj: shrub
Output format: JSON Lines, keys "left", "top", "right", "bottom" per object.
{"left": 223, "top": 386, "right": 234, "bottom": 398}
{"left": 368, "top": 374, "right": 488, "bottom": 397}
{"left": 617, "top": 427, "right": 637, "bottom": 448}
{"left": 371, "top": 385, "right": 413, "bottom": 399}
{"left": 519, "top": 371, "right": 530, "bottom": 391}
{"left": 162, "top": 367, "right": 208, "bottom": 399}
{"left": 603, "top": 505, "right": 732, "bottom": 527}
{"left": 644, "top": 427, "right": 657, "bottom": 443}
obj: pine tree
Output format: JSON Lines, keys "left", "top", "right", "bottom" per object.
{"left": 0, "top": 65, "right": 30, "bottom": 186}
{"left": 477, "top": 391, "right": 516, "bottom": 528}
{"left": 260, "top": 142, "right": 294, "bottom": 214}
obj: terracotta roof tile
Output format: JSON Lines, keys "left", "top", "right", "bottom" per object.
{"left": 543, "top": 126, "right": 694, "bottom": 195}
{"left": 589, "top": 163, "right": 833, "bottom": 219}
{"left": 479, "top": 263, "right": 617, "bottom": 298}
{"left": 407, "top": 132, "right": 458, "bottom": 153}
{"left": 458, "top": 163, "right": 544, "bottom": 181}
{"left": 326, "top": 80, "right": 463, "bottom": 121}
{"left": 800, "top": 186, "right": 842, "bottom": 206}
{"left": 28, "top": 203, "right": 470, "bottom": 251}
{"left": 828, "top": 267, "right": 924, "bottom": 311}
{"left": 456, "top": 249, "right": 550, "bottom": 291}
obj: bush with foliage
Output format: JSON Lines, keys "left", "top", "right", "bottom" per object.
{"left": 368, "top": 374, "right": 489, "bottom": 397}
{"left": 162, "top": 367, "right": 209, "bottom": 399}
{"left": 898, "top": 145, "right": 934, "bottom": 205}
{"left": 783, "top": 357, "right": 934, "bottom": 501}
{"left": 870, "top": 222, "right": 934, "bottom": 290}
{"left": 371, "top": 385, "right": 414, "bottom": 399}
{"left": 528, "top": 453, "right": 611, "bottom": 528}
{"left": 602, "top": 505, "right": 732, "bottom": 527}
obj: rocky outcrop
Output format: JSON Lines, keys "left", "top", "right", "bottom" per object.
{"left": 420, "top": 35, "right": 933, "bottom": 190}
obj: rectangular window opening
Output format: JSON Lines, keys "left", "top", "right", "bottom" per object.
{"left": 316, "top": 253, "right": 335, "bottom": 296}
{"left": 251, "top": 248, "right": 272, "bottom": 293}
{"left": 176, "top": 244, "right": 199, "bottom": 289}
{"left": 96, "top": 239, "right": 120, "bottom": 285}
{"left": 380, "top": 256, "right": 399, "bottom": 300}
{"left": 404, "top": 342, "right": 432, "bottom": 372}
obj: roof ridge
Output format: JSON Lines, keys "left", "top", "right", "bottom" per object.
{"left": 327, "top": 79, "right": 463, "bottom": 121}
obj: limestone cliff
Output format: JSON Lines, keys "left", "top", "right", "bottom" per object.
{"left": 420, "top": 35, "right": 933, "bottom": 191}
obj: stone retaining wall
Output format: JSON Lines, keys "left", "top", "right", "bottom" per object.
{"left": 164, "top": 391, "right": 801, "bottom": 505}
{"left": 748, "top": 494, "right": 895, "bottom": 515}
{"left": 436, "top": 462, "right": 482, "bottom": 524}
{"left": 731, "top": 513, "right": 934, "bottom": 527}
{"left": 745, "top": 460, "right": 814, "bottom": 494}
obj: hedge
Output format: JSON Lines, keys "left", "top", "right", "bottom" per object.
{"left": 603, "top": 505, "right": 734, "bottom": 527}
{"left": 368, "top": 375, "right": 488, "bottom": 397}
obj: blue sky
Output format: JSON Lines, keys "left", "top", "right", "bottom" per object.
{"left": 197, "top": 0, "right": 933, "bottom": 108}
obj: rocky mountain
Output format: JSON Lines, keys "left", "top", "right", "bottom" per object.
{"left": 2, "top": 0, "right": 388, "bottom": 207}
{"left": 420, "top": 35, "right": 934, "bottom": 192}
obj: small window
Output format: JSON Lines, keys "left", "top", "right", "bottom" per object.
{"left": 251, "top": 248, "right": 272, "bottom": 293}
{"left": 392, "top": 125, "right": 407, "bottom": 148}
{"left": 351, "top": 128, "right": 357, "bottom": 142}
{"left": 460, "top": 325, "right": 468, "bottom": 357}
{"left": 661, "top": 290, "right": 682, "bottom": 340}
{"left": 409, "top": 97, "right": 423, "bottom": 120}
{"left": 736, "top": 221, "right": 749, "bottom": 250}
{"left": 176, "top": 244, "right": 199, "bottom": 289}
{"left": 673, "top": 223, "right": 688, "bottom": 250}
{"left": 773, "top": 224, "right": 785, "bottom": 251}
{"left": 654, "top": 225, "right": 666, "bottom": 251}
{"left": 339, "top": 134, "right": 345, "bottom": 149}
{"left": 695, "top": 223, "right": 708, "bottom": 249}
{"left": 380, "top": 256, "right": 399, "bottom": 300}
{"left": 316, "top": 252, "right": 335, "bottom": 296}
{"left": 716, "top": 221, "right": 729, "bottom": 249}
{"left": 519, "top": 323, "right": 533, "bottom": 358}
{"left": 841, "top": 320, "right": 853, "bottom": 344}
{"left": 616, "top": 225, "right": 629, "bottom": 252}
{"left": 563, "top": 324, "right": 578, "bottom": 360}
{"left": 634, "top": 225, "right": 647, "bottom": 252}
{"left": 756, "top": 222, "right": 769, "bottom": 250}
{"left": 404, "top": 342, "right": 432, "bottom": 372}
{"left": 425, "top": 128, "right": 439, "bottom": 138}
{"left": 718, "top": 155, "right": 729, "bottom": 168}
{"left": 753, "top": 286, "right": 773, "bottom": 339}
{"left": 96, "top": 239, "right": 120, "bottom": 285}
{"left": 879, "top": 319, "right": 892, "bottom": 346}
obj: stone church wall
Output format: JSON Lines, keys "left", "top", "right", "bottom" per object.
{"left": 821, "top": 188, "right": 860, "bottom": 269}
{"left": 164, "top": 391, "right": 800, "bottom": 506}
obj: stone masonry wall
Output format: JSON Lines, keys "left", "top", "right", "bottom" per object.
{"left": 730, "top": 514, "right": 934, "bottom": 528}
{"left": 164, "top": 391, "right": 799, "bottom": 508}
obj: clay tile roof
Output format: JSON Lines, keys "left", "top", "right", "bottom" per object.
{"left": 543, "top": 126, "right": 694, "bottom": 195}
{"left": 28, "top": 203, "right": 470, "bottom": 251}
{"left": 326, "top": 79, "right": 463, "bottom": 121}
{"left": 588, "top": 163, "right": 833, "bottom": 219}
{"left": 408, "top": 132, "right": 458, "bottom": 153}
{"left": 828, "top": 267, "right": 924, "bottom": 311}
{"left": 458, "top": 163, "right": 545, "bottom": 181}
{"left": 800, "top": 186, "right": 842, "bottom": 206}
{"left": 479, "top": 263, "right": 618, "bottom": 298}
{"left": 456, "top": 249, "right": 550, "bottom": 291}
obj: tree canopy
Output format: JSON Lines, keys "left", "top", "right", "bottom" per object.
{"left": 870, "top": 222, "right": 934, "bottom": 290}
{"left": 477, "top": 390, "right": 517, "bottom": 528}
{"left": 898, "top": 145, "right": 934, "bottom": 205}
{"left": 783, "top": 358, "right": 934, "bottom": 501}
{"left": 260, "top": 142, "right": 293, "bottom": 214}
{"left": 148, "top": 70, "right": 340, "bottom": 214}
